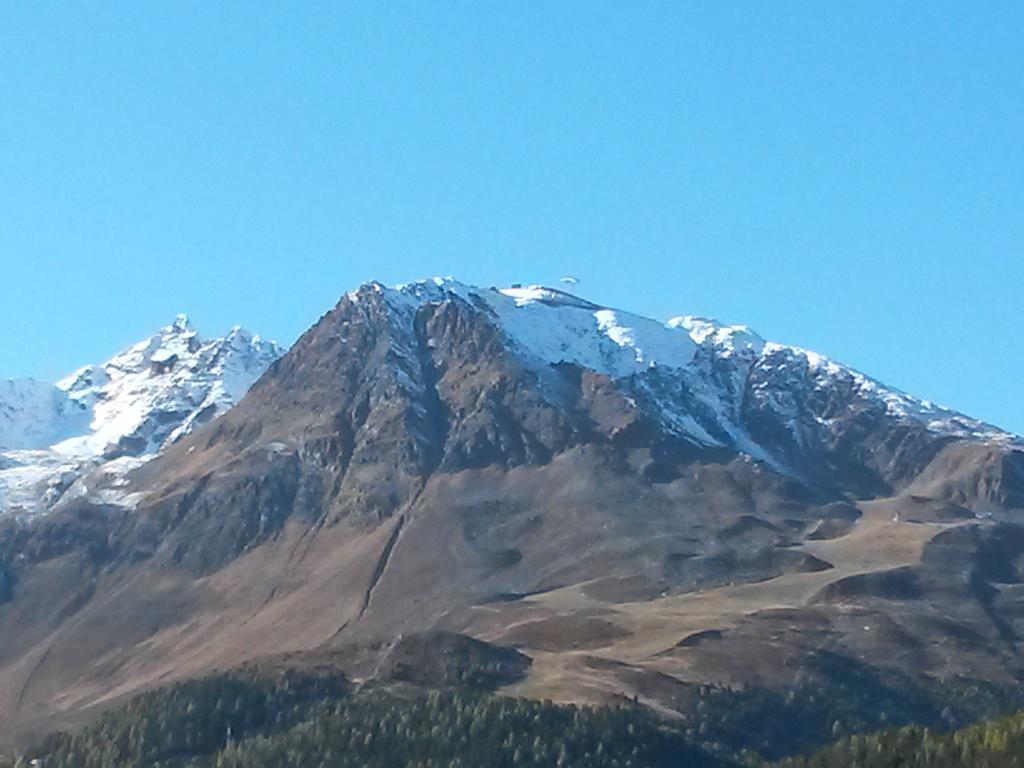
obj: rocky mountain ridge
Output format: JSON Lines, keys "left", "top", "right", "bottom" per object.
{"left": 350, "top": 279, "right": 1018, "bottom": 485}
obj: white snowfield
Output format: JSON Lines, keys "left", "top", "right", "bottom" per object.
{"left": 0, "top": 315, "right": 281, "bottom": 518}
{"left": 0, "top": 379, "right": 91, "bottom": 452}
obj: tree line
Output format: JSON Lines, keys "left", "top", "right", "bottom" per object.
{"left": 6, "top": 663, "right": 1024, "bottom": 767}
{"left": 772, "top": 710, "right": 1024, "bottom": 768}
{"left": 0, "top": 670, "right": 721, "bottom": 768}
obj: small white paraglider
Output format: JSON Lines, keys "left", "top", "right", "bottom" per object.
{"left": 560, "top": 275, "right": 580, "bottom": 286}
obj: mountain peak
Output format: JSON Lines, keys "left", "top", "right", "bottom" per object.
{"left": 170, "top": 313, "right": 193, "bottom": 333}
{"left": 0, "top": 317, "right": 282, "bottom": 517}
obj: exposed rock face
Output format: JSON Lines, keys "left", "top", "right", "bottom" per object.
{"left": 0, "top": 278, "right": 1022, "bottom": 745}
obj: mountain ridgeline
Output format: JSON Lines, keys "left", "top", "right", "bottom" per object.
{"left": 0, "top": 279, "right": 1022, "bottom": 758}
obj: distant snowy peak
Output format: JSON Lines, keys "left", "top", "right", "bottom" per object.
{"left": 53, "top": 314, "right": 282, "bottom": 458}
{"left": 354, "top": 277, "right": 1019, "bottom": 448}
{"left": 0, "top": 316, "right": 281, "bottom": 518}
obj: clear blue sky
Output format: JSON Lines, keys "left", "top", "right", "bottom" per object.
{"left": 2, "top": 2, "right": 1022, "bottom": 433}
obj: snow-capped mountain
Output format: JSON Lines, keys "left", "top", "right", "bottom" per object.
{"left": 3, "top": 277, "right": 1024, "bottom": 743}
{"left": 0, "top": 315, "right": 281, "bottom": 517}
{"left": 363, "top": 279, "right": 1018, "bottom": 468}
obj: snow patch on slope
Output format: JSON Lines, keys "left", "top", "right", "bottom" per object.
{"left": 783, "top": 342, "right": 1008, "bottom": 444}
{"left": 0, "top": 379, "right": 91, "bottom": 451}
{"left": 385, "top": 278, "right": 700, "bottom": 378}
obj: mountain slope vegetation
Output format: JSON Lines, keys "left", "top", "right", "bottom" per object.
{"left": 0, "top": 670, "right": 723, "bottom": 768}
{"left": 774, "top": 708, "right": 1024, "bottom": 768}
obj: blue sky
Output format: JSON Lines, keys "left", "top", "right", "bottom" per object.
{"left": 1, "top": 2, "right": 1022, "bottom": 433}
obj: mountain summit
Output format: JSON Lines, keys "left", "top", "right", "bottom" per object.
{"left": 343, "top": 278, "right": 1017, "bottom": 467}
{"left": 0, "top": 317, "right": 281, "bottom": 517}
{"left": 1, "top": 278, "right": 1022, "bottom": 746}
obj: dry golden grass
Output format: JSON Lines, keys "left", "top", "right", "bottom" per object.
{"left": 497, "top": 498, "right": 972, "bottom": 703}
